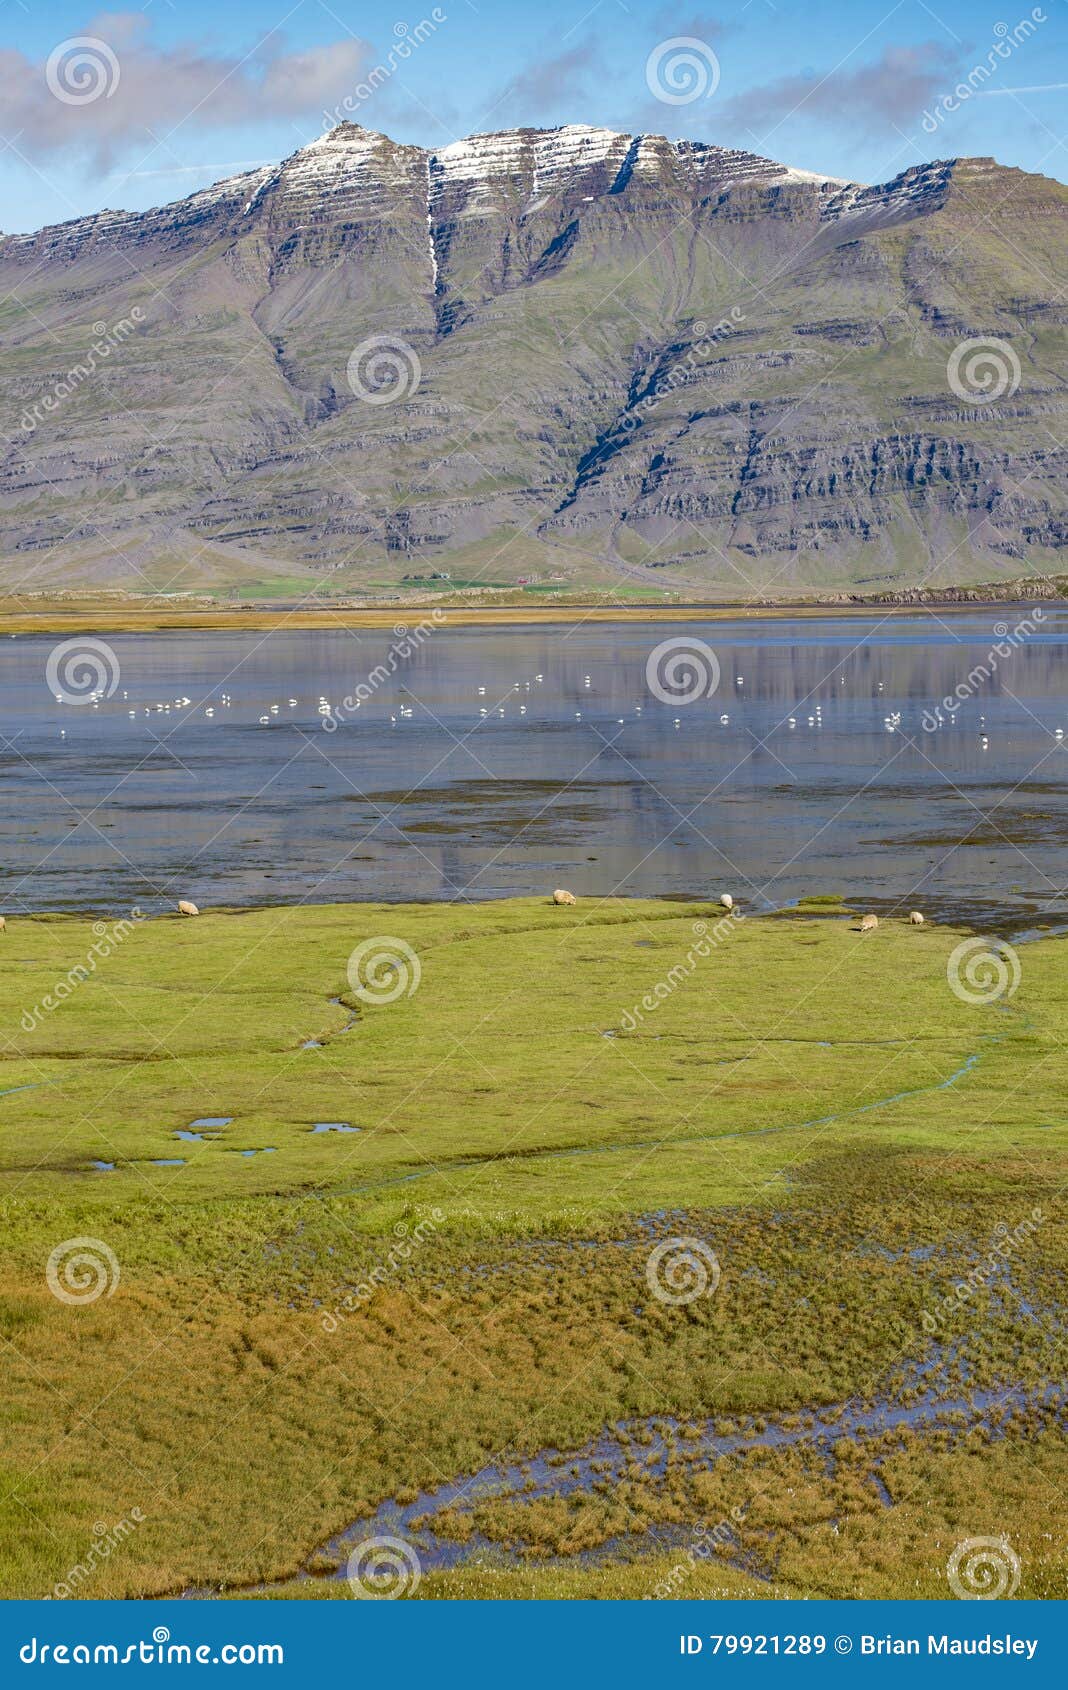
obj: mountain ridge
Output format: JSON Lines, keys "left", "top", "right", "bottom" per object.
{"left": 1, "top": 123, "right": 1065, "bottom": 596}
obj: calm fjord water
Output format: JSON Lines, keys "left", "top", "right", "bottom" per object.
{"left": 2, "top": 613, "right": 1066, "bottom": 921}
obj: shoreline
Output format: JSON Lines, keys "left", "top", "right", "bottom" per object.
{"left": 0, "top": 593, "right": 1062, "bottom": 636}
{"left": 4, "top": 892, "right": 1063, "bottom": 943}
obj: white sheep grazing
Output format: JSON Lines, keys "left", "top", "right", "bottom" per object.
{"left": 909, "top": 911, "right": 925, "bottom": 925}
{"left": 177, "top": 900, "right": 200, "bottom": 917}
{"left": 719, "top": 893, "right": 734, "bottom": 911}
{"left": 552, "top": 889, "right": 577, "bottom": 906}
{"left": 0, "top": 916, "right": 6, "bottom": 932}
{"left": 859, "top": 914, "right": 879, "bottom": 933}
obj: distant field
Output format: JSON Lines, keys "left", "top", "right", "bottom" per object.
{"left": 0, "top": 899, "right": 1063, "bottom": 1599}
{"left": 0, "top": 592, "right": 1049, "bottom": 634}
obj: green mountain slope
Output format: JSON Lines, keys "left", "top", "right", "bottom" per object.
{"left": 0, "top": 126, "right": 1064, "bottom": 596}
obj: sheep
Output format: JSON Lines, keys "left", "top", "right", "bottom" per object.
{"left": 552, "top": 889, "right": 576, "bottom": 906}
{"left": 859, "top": 914, "right": 879, "bottom": 933}
{"left": 909, "top": 911, "right": 925, "bottom": 925}
{"left": 177, "top": 900, "right": 200, "bottom": 917}
{"left": 0, "top": 916, "right": 6, "bottom": 932}
{"left": 719, "top": 893, "right": 734, "bottom": 911}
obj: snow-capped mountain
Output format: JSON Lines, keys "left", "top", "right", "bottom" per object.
{"left": 0, "top": 124, "right": 1064, "bottom": 593}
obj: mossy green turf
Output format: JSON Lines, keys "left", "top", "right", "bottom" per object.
{"left": 0, "top": 900, "right": 1063, "bottom": 1599}
{"left": 1, "top": 898, "right": 1061, "bottom": 1214}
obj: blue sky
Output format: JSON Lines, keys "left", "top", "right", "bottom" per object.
{"left": 1, "top": 0, "right": 1065, "bottom": 231}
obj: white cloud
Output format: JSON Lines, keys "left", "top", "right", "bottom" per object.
{"left": 0, "top": 12, "right": 371, "bottom": 169}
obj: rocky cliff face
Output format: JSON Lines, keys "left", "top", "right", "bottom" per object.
{"left": 0, "top": 124, "right": 1064, "bottom": 594}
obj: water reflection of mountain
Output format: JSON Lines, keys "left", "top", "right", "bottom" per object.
{"left": 1, "top": 615, "right": 1066, "bottom": 918}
